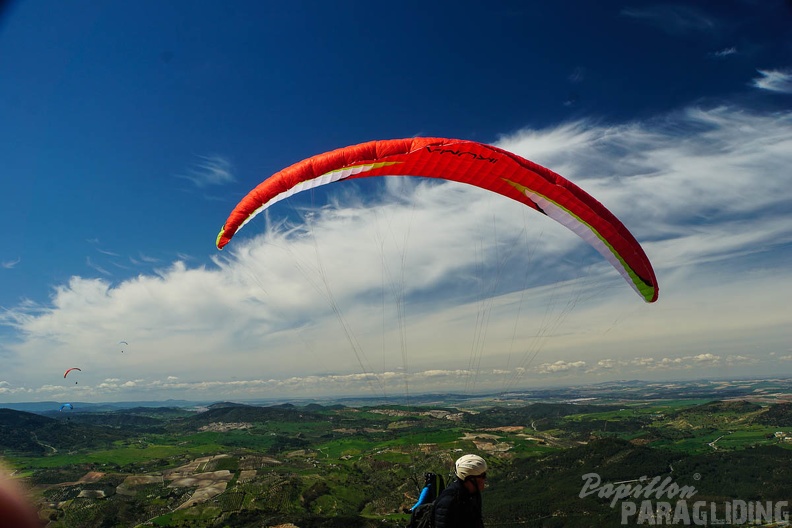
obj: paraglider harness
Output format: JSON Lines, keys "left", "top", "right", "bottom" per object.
{"left": 407, "top": 472, "right": 445, "bottom": 528}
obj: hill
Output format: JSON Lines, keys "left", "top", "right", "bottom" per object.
{"left": 0, "top": 409, "right": 134, "bottom": 456}
{"left": 754, "top": 402, "right": 792, "bottom": 426}
{"left": 3, "top": 382, "right": 792, "bottom": 527}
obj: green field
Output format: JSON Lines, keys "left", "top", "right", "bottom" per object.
{"left": 3, "top": 392, "right": 792, "bottom": 528}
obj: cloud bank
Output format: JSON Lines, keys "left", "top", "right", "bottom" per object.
{"left": 1, "top": 105, "right": 791, "bottom": 402}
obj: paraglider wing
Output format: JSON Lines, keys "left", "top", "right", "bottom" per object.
{"left": 216, "top": 138, "right": 658, "bottom": 302}
{"left": 59, "top": 403, "right": 73, "bottom": 412}
{"left": 63, "top": 367, "right": 81, "bottom": 379}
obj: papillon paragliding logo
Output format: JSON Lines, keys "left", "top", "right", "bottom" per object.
{"left": 64, "top": 367, "right": 81, "bottom": 384}
{"left": 579, "top": 472, "right": 790, "bottom": 525}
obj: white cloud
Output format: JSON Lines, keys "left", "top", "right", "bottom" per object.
{"left": 86, "top": 256, "right": 112, "bottom": 277}
{"left": 535, "top": 361, "right": 587, "bottom": 374}
{"left": 1, "top": 106, "right": 791, "bottom": 401}
{"left": 1, "top": 257, "right": 20, "bottom": 269}
{"left": 568, "top": 66, "right": 586, "bottom": 83}
{"left": 178, "top": 155, "right": 235, "bottom": 188}
{"left": 710, "top": 47, "right": 737, "bottom": 58}
{"left": 581, "top": 354, "right": 730, "bottom": 374}
{"left": 692, "top": 353, "right": 719, "bottom": 362}
{"left": 597, "top": 359, "right": 617, "bottom": 369}
{"left": 751, "top": 69, "right": 792, "bottom": 94}
{"left": 621, "top": 5, "right": 716, "bottom": 35}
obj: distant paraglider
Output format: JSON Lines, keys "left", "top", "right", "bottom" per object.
{"left": 59, "top": 402, "right": 74, "bottom": 422}
{"left": 64, "top": 367, "right": 81, "bottom": 384}
{"left": 118, "top": 340, "right": 128, "bottom": 353}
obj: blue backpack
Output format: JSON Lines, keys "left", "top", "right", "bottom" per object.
{"left": 407, "top": 473, "right": 446, "bottom": 528}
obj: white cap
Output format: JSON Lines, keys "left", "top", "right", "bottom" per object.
{"left": 455, "top": 454, "right": 487, "bottom": 480}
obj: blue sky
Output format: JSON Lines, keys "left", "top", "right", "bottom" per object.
{"left": 1, "top": 1, "right": 791, "bottom": 403}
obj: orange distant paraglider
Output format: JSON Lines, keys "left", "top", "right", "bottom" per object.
{"left": 63, "top": 368, "right": 81, "bottom": 378}
{"left": 64, "top": 367, "right": 81, "bottom": 384}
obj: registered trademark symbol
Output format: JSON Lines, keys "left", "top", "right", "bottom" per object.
{"left": 693, "top": 473, "right": 701, "bottom": 480}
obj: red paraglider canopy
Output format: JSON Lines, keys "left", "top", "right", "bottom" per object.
{"left": 217, "top": 138, "right": 657, "bottom": 302}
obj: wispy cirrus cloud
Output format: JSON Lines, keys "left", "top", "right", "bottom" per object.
{"left": 1, "top": 257, "right": 20, "bottom": 269}
{"left": 751, "top": 69, "right": 792, "bottom": 94}
{"left": 621, "top": 4, "right": 717, "bottom": 35}
{"left": 132, "top": 253, "right": 160, "bottom": 265}
{"left": 86, "top": 256, "right": 112, "bottom": 276}
{"left": 179, "top": 155, "right": 235, "bottom": 188}
{"left": 710, "top": 46, "right": 737, "bottom": 58}
{"left": 96, "top": 248, "right": 120, "bottom": 257}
